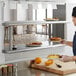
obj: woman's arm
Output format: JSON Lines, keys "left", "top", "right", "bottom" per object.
{"left": 60, "top": 55, "right": 74, "bottom": 62}
{"left": 73, "top": 56, "right": 76, "bottom": 61}
{"left": 60, "top": 55, "right": 76, "bottom": 62}
{"left": 61, "top": 40, "right": 73, "bottom": 47}
{"left": 65, "top": 41, "right": 73, "bottom": 47}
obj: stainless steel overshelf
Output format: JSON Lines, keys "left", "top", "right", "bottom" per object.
{"left": 3, "top": 21, "right": 67, "bottom": 53}
{"left": 3, "top": 41, "right": 65, "bottom": 54}
{"left": 3, "top": 21, "right": 68, "bottom": 26}
{"left": 23, "top": 0, "right": 56, "bottom": 2}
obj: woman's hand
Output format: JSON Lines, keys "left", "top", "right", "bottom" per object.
{"left": 60, "top": 55, "right": 73, "bottom": 62}
{"left": 60, "top": 39, "right": 73, "bottom": 47}
{"left": 60, "top": 39, "right": 67, "bottom": 44}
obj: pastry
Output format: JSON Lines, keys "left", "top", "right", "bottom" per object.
{"left": 35, "top": 57, "right": 42, "bottom": 64}
{"left": 47, "top": 54, "right": 60, "bottom": 59}
{"left": 27, "top": 42, "right": 42, "bottom": 45}
{"left": 50, "top": 37, "right": 61, "bottom": 42}
{"left": 44, "top": 18, "right": 59, "bottom": 21}
{"left": 45, "top": 59, "right": 53, "bottom": 66}
{"left": 26, "top": 42, "right": 42, "bottom": 47}
{"left": 31, "top": 42, "right": 42, "bottom": 45}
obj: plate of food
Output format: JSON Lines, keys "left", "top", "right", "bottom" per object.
{"left": 49, "top": 37, "right": 62, "bottom": 42}
{"left": 44, "top": 18, "right": 59, "bottom": 21}
{"left": 26, "top": 42, "right": 42, "bottom": 47}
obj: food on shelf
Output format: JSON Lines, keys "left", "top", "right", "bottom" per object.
{"left": 31, "top": 42, "right": 42, "bottom": 45}
{"left": 26, "top": 42, "right": 42, "bottom": 47}
{"left": 35, "top": 57, "right": 42, "bottom": 64}
{"left": 50, "top": 37, "right": 61, "bottom": 42}
{"left": 45, "top": 59, "right": 53, "bottom": 66}
{"left": 47, "top": 54, "right": 61, "bottom": 59}
{"left": 44, "top": 18, "right": 59, "bottom": 21}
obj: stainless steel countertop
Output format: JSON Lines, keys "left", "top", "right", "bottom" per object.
{"left": 1, "top": 61, "right": 76, "bottom": 76}
{"left": 5, "top": 68, "right": 76, "bottom": 76}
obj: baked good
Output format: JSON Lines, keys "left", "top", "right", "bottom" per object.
{"left": 44, "top": 18, "right": 59, "bottom": 21}
{"left": 35, "top": 57, "right": 42, "bottom": 64}
{"left": 31, "top": 42, "right": 42, "bottom": 45}
{"left": 47, "top": 54, "right": 60, "bottom": 59}
{"left": 45, "top": 59, "right": 53, "bottom": 66}
{"left": 27, "top": 42, "right": 42, "bottom": 45}
{"left": 50, "top": 37, "right": 61, "bottom": 42}
{"left": 26, "top": 42, "right": 42, "bottom": 47}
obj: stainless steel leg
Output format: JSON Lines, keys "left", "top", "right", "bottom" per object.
{"left": 48, "top": 24, "right": 51, "bottom": 38}
{"left": 48, "top": 24, "right": 53, "bottom": 45}
{"left": 64, "top": 23, "right": 67, "bottom": 40}
{"left": 9, "top": 26, "right": 13, "bottom": 51}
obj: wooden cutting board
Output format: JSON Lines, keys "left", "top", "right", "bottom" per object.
{"left": 31, "top": 59, "right": 76, "bottom": 75}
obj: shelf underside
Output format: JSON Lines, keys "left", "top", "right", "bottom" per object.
{"left": 4, "top": 41, "right": 63, "bottom": 54}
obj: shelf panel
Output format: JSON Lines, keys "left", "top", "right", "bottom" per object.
{"left": 3, "top": 41, "right": 65, "bottom": 54}
{"left": 3, "top": 21, "right": 68, "bottom": 26}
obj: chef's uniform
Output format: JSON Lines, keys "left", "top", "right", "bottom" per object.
{"left": 72, "top": 7, "right": 76, "bottom": 56}
{"left": 73, "top": 32, "right": 76, "bottom": 56}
